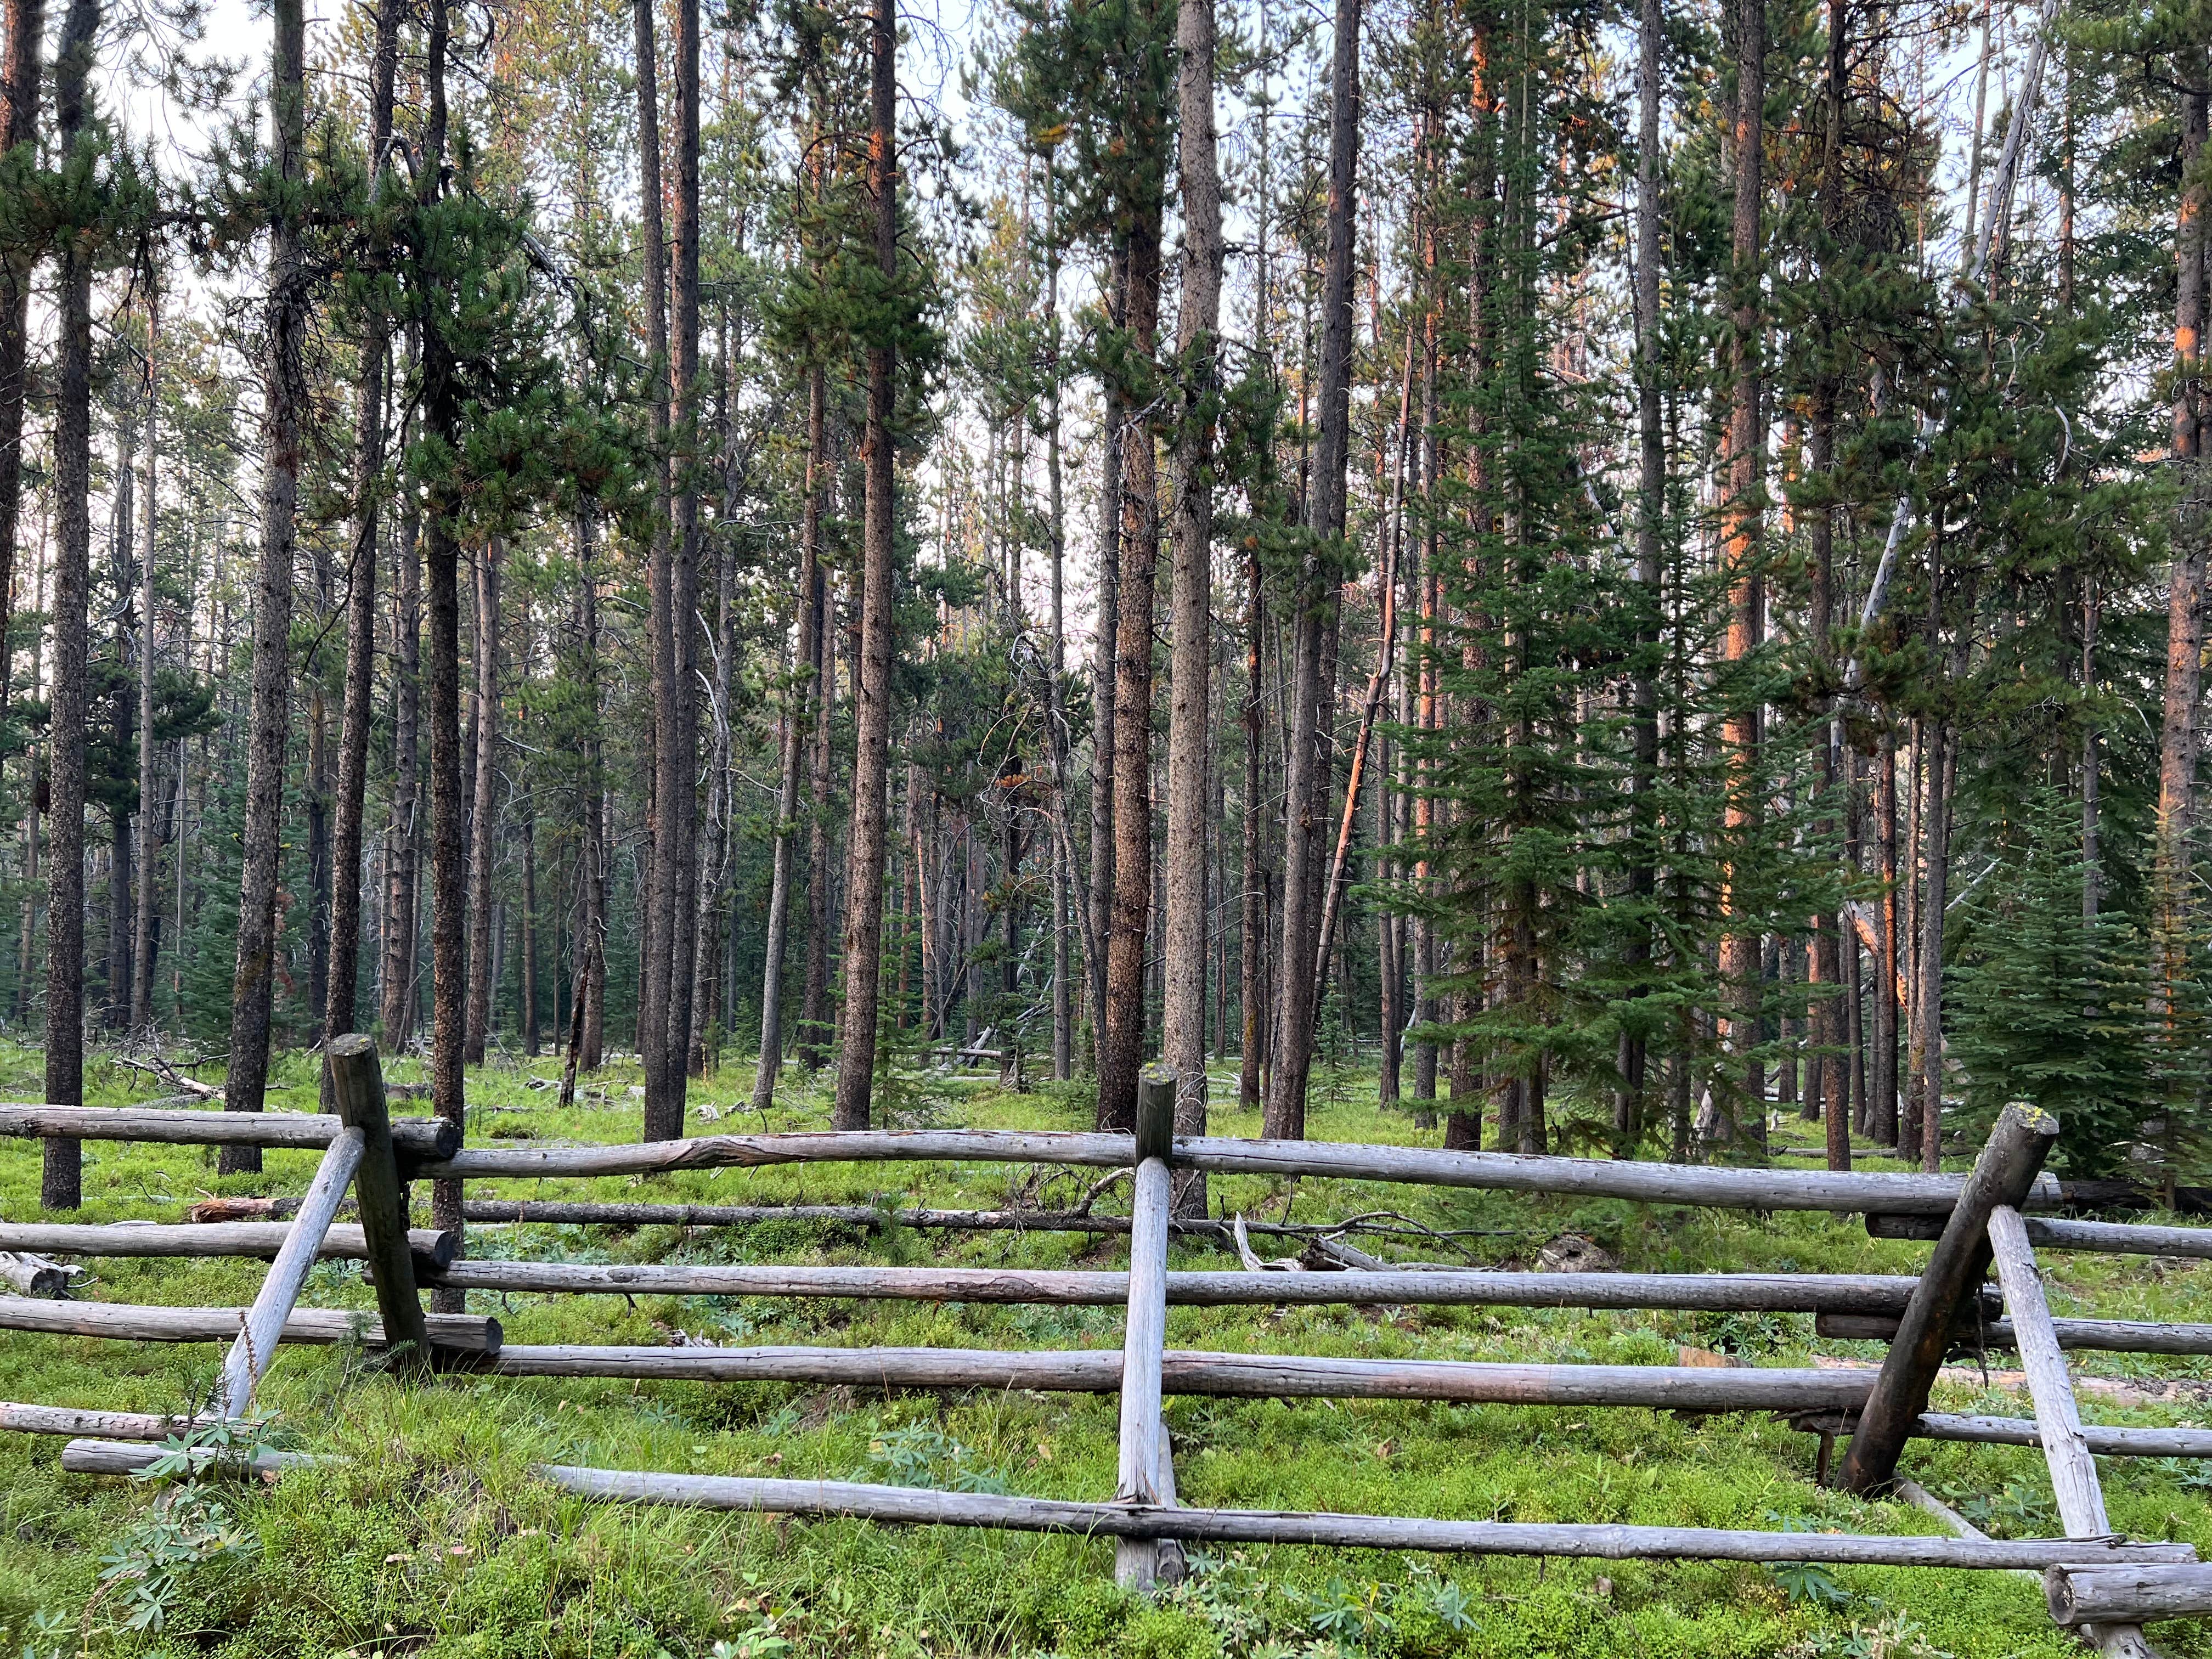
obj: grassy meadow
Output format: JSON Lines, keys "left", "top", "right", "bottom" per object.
{"left": 0, "top": 1041, "right": 2206, "bottom": 1658}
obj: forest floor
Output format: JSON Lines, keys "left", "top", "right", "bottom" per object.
{"left": 0, "top": 1041, "right": 2207, "bottom": 1659}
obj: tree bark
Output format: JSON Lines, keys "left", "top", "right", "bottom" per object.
{"left": 1264, "top": 0, "right": 1360, "bottom": 1142}
{"left": 42, "top": 0, "right": 97, "bottom": 1209}
{"left": 831, "top": 0, "right": 899, "bottom": 1132}
{"left": 1162, "top": 0, "right": 1222, "bottom": 1177}
{"left": 1716, "top": 0, "right": 1767, "bottom": 1153}
{"left": 464, "top": 542, "right": 501, "bottom": 1065}
{"left": 325, "top": 0, "right": 403, "bottom": 1059}
{"left": 223, "top": 0, "right": 308, "bottom": 1164}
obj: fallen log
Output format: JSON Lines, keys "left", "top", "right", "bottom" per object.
{"left": 1869, "top": 1213, "right": 2212, "bottom": 1259}
{"left": 0, "top": 1220, "right": 453, "bottom": 1271}
{"left": 2047, "top": 1564, "right": 2212, "bottom": 1626}
{"left": 488, "top": 1343, "right": 1876, "bottom": 1411}
{"left": 0, "top": 1402, "right": 210, "bottom": 1440}
{"left": 0, "top": 1104, "right": 456, "bottom": 1160}
{"left": 60, "top": 1437, "right": 316, "bottom": 1478}
{"left": 0, "top": 1250, "right": 78, "bottom": 1297}
{"left": 0, "top": 1296, "right": 499, "bottom": 1352}
{"left": 422, "top": 1130, "right": 2066, "bottom": 1217}
{"left": 536, "top": 1465, "right": 2196, "bottom": 1570}
{"left": 427, "top": 1259, "right": 1938, "bottom": 1316}
{"left": 1816, "top": 1311, "right": 2212, "bottom": 1357}
{"left": 1915, "top": 1412, "right": 2212, "bottom": 1458}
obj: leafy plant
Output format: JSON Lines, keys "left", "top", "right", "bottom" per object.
{"left": 856, "top": 1423, "right": 1008, "bottom": 1493}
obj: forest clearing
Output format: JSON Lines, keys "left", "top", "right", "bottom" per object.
{"left": 0, "top": 1043, "right": 2210, "bottom": 1659}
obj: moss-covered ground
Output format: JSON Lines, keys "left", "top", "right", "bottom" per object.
{"left": 0, "top": 1041, "right": 2205, "bottom": 1658}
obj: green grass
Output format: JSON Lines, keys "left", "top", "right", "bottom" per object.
{"left": 0, "top": 1041, "right": 2207, "bottom": 1657}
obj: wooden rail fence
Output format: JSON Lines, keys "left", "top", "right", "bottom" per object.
{"left": 1, "top": 1044, "right": 2209, "bottom": 1645}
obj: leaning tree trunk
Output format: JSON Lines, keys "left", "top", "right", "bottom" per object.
{"left": 1161, "top": 0, "right": 1223, "bottom": 1194}
{"left": 830, "top": 0, "right": 900, "bottom": 1133}
{"left": 325, "top": 0, "right": 404, "bottom": 1062}
{"left": 1264, "top": 0, "right": 1360, "bottom": 1143}
{"left": 42, "top": 0, "right": 98, "bottom": 1210}
{"left": 223, "top": 0, "right": 308, "bottom": 1166}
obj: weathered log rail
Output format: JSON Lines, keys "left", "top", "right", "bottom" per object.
{"left": 3, "top": 1056, "right": 2210, "bottom": 1644}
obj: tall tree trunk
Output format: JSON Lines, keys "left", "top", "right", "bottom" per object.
{"left": 562, "top": 508, "right": 605, "bottom": 1096}
{"left": 1045, "top": 173, "right": 1075, "bottom": 1085}
{"left": 417, "top": 0, "right": 466, "bottom": 1308}
{"left": 1237, "top": 538, "right": 1265, "bottom": 1113}
{"left": 1716, "top": 0, "right": 1767, "bottom": 1154}
{"left": 1098, "top": 215, "right": 1164, "bottom": 1135}
{"left": 325, "top": 0, "right": 403, "bottom": 1057}
{"left": 2158, "top": 67, "right": 2209, "bottom": 1019}
{"left": 661, "top": 0, "right": 703, "bottom": 1119}
{"left": 798, "top": 556, "right": 836, "bottom": 1073}
{"left": 1617, "top": 0, "right": 1663, "bottom": 1149}
{"left": 831, "top": 0, "right": 899, "bottom": 1132}
{"left": 380, "top": 489, "right": 422, "bottom": 1043}
{"left": 464, "top": 543, "right": 501, "bottom": 1064}
{"left": 107, "top": 410, "right": 134, "bottom": 1030}
{"left": 1918, "top": 725, "right": 1953, "bottom": 1173}
{"left": 42, "top": 0, "right": 97, "bottom": 1209}
{"left": 131, "top": 286, "right": 160, "bottom": 1031}
{"left": 1162, "top": 0, "right": 1222, "bottom": 1181}
{"left": 1264, "top": 0, "right": 1359, "bottom": 1142}
{"left": 754, "top": 369, "right": 824, "bottom": 1108}
{"left": 1087, "top": 250, "right": 1124, "bottom": 1081}
{"left": 2083, "top": 580, "right": 2100, "bottom": 919}
{"left": 520, "top": 782, "right": 539, "bottom": 1056}
{"left": 1872, "top": 731, "right": 1896, "bottom": 1145}
{"left": 15, "top": 533, "right": 42, "bottom": 1027}
{"left": 223, "top": 0, "right": 308, "bottom": 1163}
{"left": 691, "top": 371, "right": 737, "bottom": 1076}
{"left": 0, "top": 0, "right": 43, "bottom": 731}
{"left": 635, "top": 0, "right": 680, "bottom": 1137}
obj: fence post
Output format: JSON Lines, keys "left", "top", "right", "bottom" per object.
{"left": 1115, "top": 1063, "right": 1178, "bottom": 1590}
{"left": 329, "top": 1034, "right": 431, "bottom": 1372}
{"left": 1840, "top": 1102, "right": 2057, "bottom": 1495}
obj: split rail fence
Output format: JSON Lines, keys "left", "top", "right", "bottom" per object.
{"left": 0, "top": 1039, "right": 2208, "bottom": 1652}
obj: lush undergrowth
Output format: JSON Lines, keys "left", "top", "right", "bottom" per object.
{"left": 0, "top": 1040, "right": 2206, "bottom": 1658}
